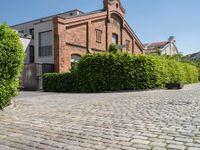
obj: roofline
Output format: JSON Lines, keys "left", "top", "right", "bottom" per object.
{"left": 171, "top": 42, "right": 179, "bottom": 54}
{"left": 144, "top": 41, "right": 169, "bottom": 46}
{"left": 11, "top": 9, "right": 84, "bottom": 27}
{"left": 124, "top": 20, "right": 145, "bottom": 50}
{"left": 57, "top": 9, "right": 105, "bottom": 20}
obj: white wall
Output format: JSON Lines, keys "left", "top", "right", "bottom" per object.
{"left": 34, "top": 21, "right": 54, "bottom": 64}
{"left": 20, "top": 38, "right": 31, "bottom": 63}
{"left": 12, "top": 22, "right": 35, "bottom": 34}
{"left": 161, "top": 43, "right": 178, "bottom": 55}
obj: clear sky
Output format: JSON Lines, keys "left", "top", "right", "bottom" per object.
{"left": 0, "top": 0, "right": 199, "bottom": 55}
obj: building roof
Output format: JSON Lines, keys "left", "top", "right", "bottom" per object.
{"left": 186, "top": 51, "right": 200, "bottom": 60}
{"left": 144, "top": 41, "right": 169, "bottom": 51}
{"left": 11, "top": 9, "right": 84, "bottom": 27}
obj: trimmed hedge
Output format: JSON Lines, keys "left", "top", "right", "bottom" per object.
{"left": 0, "top": 24, "right": 24, "bottom": 109}
{"left": 43, "top": 53, "right": 199, "bottom": 93}
{"left": 192, "top": 60, "right": 200, "bottom": 80}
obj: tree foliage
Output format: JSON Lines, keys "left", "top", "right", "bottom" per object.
{"left": 0, "top": 24, "right": 24, "bottom": 109}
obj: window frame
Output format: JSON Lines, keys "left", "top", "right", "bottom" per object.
{"left": 96, "top": 29, "right": 102, "bottom": 43}
{"left": 112, "top": 33, "right": 118, "bottom": 44}
{"left": 126, "top": 40, "right": 131, "bottom": 51}
{"left": 29, "top": 45, "right": 35, "bottom": 63}
{"left": 38, "top": 30, "right": 52, "bottom": 57}
{"left": 71, "top": 54, "right": 81, "bottom": 68}
{"left": 29, "top": 28, "right": 34, "bottom": 39}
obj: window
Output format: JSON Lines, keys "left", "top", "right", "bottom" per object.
{"left": 29, "top": 28, "right": 34, "bottom": 39}
{"left": 71, "top": 54, "right": 81, "bottom": 67}
{"left": 39, "top": 46, "right": 52, "bottom": 57}
{"left": 126, "top": 40, "right": 131, "bottom": 51}
{"left": 29, "top": 46, "right": 34, "bottom": 63}
{"left": 39, "top": 31, "right": 52, "bottom": 57}
{"left": 96, "top": 29, "right": 102, "bottom": 43}
{"left": 19, "top": 30, "right": 24, "bottom": 33}
{"left": 112, "top": 33, "right": 118, "bottom": 44}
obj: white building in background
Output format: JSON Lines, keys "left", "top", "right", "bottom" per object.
{"left": 144, "top": 36, "right": 179, "bottom": 56}
{"left": 19, "top": 35, "right": 31, "bottom": 63}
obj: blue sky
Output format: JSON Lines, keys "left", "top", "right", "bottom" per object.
{"left": 0, "top": 0, "right": 199, "bottom": 54}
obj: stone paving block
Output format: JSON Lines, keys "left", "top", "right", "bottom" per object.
{"left": 150, "top": 141, "right": 166, "bottom": 147}
{"left": 159, "top": 135, "right": 174, "bottom": 140}
{"left": 1, "top": 84, "right": 200, "bottom": 149}
{"left": 131, "top": 139, "right": 150, "bottom": 145}
{"left": 132, "top": 135, "right": 149, "bottom": 140}
{"left": 175, "top": 137, "right": 193, "bottom": 143}
{"left": 132, "top": 144, "right": 151, "bottom": 149}
{"left": 152, "top": 147, "right": 167, "bottom": 150}
{"left": 188, "top": 147, "right": 200, "bottom": 150}
{"left": 91, "top": 144, "right": 106, "bottom": 150}
{"left": 186, "top": 143, "right": 200, "bottom": 147}
{"left": 167, "top": 144, "right": 186, "bottom": 150}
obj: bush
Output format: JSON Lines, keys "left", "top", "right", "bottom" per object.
{"left": 43, "top": 73, "right": 77, "bottom": 92}
{"left": 109, "top": 43, "right": 120, "bottom": 53}
{"left": 43, "top": 53, "right": 199, "bottom": 93}
{"left": 192, "top": 60, "right": 200, "bottom": 80}
{"left": 0, "top": 24, "right": 24, "bottom": 109}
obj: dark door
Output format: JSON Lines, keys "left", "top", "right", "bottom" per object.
{"left": 29, "top": 46, "right": 34, "bottom": 63}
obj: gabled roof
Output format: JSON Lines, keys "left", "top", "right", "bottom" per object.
{"left": 144, "top": 41, "right": 169, "bottom": 51}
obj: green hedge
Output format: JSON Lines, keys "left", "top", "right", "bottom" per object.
{"left": 43, "top": 53, "right": 199, "bottom": 93}
{"left": 0, "top": 24, "right": 24, "bottom": 109}
{"left": 192, "top": 60, "right": 200, "bottom": 80}
{"left": 43, "top": 73, "right": 78, "bottom": 92}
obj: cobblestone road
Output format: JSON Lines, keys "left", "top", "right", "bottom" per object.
{"left": 1, "top": 84, "right": 200, "bottom": 150}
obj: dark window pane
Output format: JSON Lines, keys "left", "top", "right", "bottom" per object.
{"left": 112, "top": 33, "right": 118, "bottom": 44}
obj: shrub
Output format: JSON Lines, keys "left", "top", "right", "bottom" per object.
{"left": 43, "top": 73, "right": 76, "bottom": 92}
{"left": 109, "top": 43, "right": 120, "bottom": 53}
{"left": 43, "top": 53, "right": 199, "bottom": 93}
{"left": 192, "top": 60, "right": 200, "bottom": 80}
{"left": 0, "top": 24, "right": 24, "bottom": 109}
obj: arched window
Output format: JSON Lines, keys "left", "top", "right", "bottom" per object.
{"left": 71, "top": 54, "right": 81, "bottom": 67}
{"left": 111, "top": 13, "right": 123, "bottom": 28}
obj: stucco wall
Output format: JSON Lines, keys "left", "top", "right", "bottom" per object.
{"left": 161, "top": 43, "right": 178, "bottom": 55}
{"left": 34, "top": 21, "right": 54, "bottom": 64}
{"left": 20, "top": 38, "right": 31, "bottom": 63}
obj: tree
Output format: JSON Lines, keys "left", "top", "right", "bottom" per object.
{"left": 0, "top": 24, "right": 24, "bottom": 109}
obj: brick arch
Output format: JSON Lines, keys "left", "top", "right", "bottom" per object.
{"left": 71, "top": 54, "right": 81, "bottom": 63}
{"left": 110, "top": 11, "right": 124, "bottom": 23}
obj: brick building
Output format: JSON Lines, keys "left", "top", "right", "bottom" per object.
{"left": 12, "top": 0, "right": 144, "bottom": 73}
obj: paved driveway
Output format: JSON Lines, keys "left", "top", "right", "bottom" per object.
{"left": 1, "top": 84, "right": 200, "bottom": 150}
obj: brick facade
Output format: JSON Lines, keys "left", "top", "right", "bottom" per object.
{"left": 54, "top": 0, "right": 144, "bottom": 73}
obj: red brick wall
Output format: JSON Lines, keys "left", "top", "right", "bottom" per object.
{"left": 122, "top": 29, "right": 133, "bottom": 54}
{"left": 134, "top": 43, "right": 142, "bottom": 54}
{"left": 107, "top": 16, "right": 122, "bottom": 48}
{"left": 91, "top": 20, "right": 107, "bottom": 51}
{"left": 65, "top": 24, "right": 87, "bottom": 47}
{"left": 54, "top": 0, "right": 144, "bottom": 73}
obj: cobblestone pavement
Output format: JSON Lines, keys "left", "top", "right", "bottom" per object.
{"left": 1, "top": 84, "right": 200, "bottom": 150}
